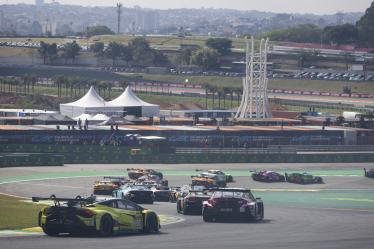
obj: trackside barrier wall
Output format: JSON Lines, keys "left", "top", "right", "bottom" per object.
{"left": 0, "top": 144, "right": 373, "bottom": 164}
{"left": 0, "top": 153, "right": 64, "bottom": 167}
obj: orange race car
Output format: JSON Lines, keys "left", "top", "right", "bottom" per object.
{"left": 191, "top": 176, "right": 218, "bottom": 189}
{"left": 127, "top": 168, "right": 164, "bottom": 180}
{"left": 93, "top": 177, "right": 129, "bottom": 195}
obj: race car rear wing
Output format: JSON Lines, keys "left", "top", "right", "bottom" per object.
{"left": 32, "top": 195, "right": 96, "bottom": 207}
{"left": 208, "top": 188, "right": 251, "bottom": 192}
{"left": 103, "top": 176, "right": 128, "bottom": 180}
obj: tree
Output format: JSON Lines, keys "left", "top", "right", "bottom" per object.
{"left": 323, "top": 24, "right": 358, "bottom": 46}
{"left": 191, "top": 47, "right": 220, "bottom": 70}
{"left": 38, "top": 41, "right": 49, "bottom": 64}
{"left": 223, "top": 87, "right": 231, "bottom": 109}
{"left": 177, "top": 49, "right": 192, "bottom": 65}
{"left": 262, "top": 24, "right": 322, "bottom": 43}
{"left": 62, "top": 41, "right": 81, "bottom": 64}
{"left": 128, "top": 37, "right": 154, "bottom": 67}
{"left": 336, "top": 116, "right": 345, "bottom": 126}
{"left": 55, "top": 75, "right": 67, "bottom": 97}
{"left": 38, "top": 42, "right": 57, "bottom": 65}
{"left": 356, "top": 2, "right": 374, "bottom": 47}
{"left": 341, "top": 51, "right": 354, "bottom": 70}
{"left": 30, "top": 74, "right": 37, "bottom": 95}
{"left": 153, "top": 50, "right": 169, "bottom": 66}
{"left": 105, "top": 42, "right": 123, "bottom": 66}
{"left": 121, "top": 45, "right": 133, "bottom": 66}
{"left": 90, "top": 42, "right": 104, "bottom": 56}
{"left": 206, "top": 38, "right": 232, "bottom": 55}
{"left": 86, "top": 26, "right": 115, "bottom": 37}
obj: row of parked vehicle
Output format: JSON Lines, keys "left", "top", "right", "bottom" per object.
{"left": 0, "top": 41, "right": 89, "bottom": 51}
{"left": 292, "top": 71, "right": 374, "bottom": 82}
{"left": 0, "top": 41, "right": 40, "bottom": 48}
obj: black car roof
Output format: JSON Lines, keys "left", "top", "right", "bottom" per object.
{"left": 213, "top": 188, "right": 251, "bottom": 192}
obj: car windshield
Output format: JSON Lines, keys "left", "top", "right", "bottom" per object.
{"left": 190, "top": 191, "right": 211, "bottom": 196}
{"left": 131, "top": 185, "right": 151, "bottom": 190}
{"left": 213, "top": 191, "right": 253, "bottom": 200}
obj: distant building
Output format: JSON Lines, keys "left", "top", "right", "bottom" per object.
{"left": 0, "top": 10, "right": 4, "bottom": 32}
{"left": 35, "top": 0, "right": 44, "bottom": 6}
{"left": 136, "top": 10, "right": 159, "bottom": 32}
{"left": 30, "top": 21, "right": 43, "bottom": 35}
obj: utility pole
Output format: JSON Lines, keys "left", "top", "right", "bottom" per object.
{"left": 117, "top": 2, "right": 122, "bottom": 35}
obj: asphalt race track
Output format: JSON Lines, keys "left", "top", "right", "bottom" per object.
{"left": 0, "top": 163, "right": 374, "bottom": 249}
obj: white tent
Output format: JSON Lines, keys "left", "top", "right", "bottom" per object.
{"left": 73, "top": 113, "right": 93, "bottom": 121}
{"left": 60, "top": 86, "right": 122, "bottom": 118}
{"left": 92, "top": 113, "right": 110, "bottom": 121}
{"left": 107, "top": 87, "right": 159, "bottom": 117}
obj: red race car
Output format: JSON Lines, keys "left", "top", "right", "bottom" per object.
{"left": 202, "top": 188, "right": 264, "bottom": 222}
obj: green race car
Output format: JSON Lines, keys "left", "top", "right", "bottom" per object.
{"left": 285, "top": 172, "right": 323, "bottom": 184}
{"left": 32, "top": 195, "right": 160, "bottom": 236}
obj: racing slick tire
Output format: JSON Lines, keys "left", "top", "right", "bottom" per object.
{"left": 314, "top": 177, "right": 324, "bottom": 184}
{"left": 42, "top": 225, "right": 59, "bottom": 236}
{"left": 144, "top": 213, "right": 159, "bottom": 233}
{"left": 257, "top": 204, "right": 264, "bottom": 221}
{"left": 227, "top": 175, "right": 234, "bottom": 183}
{"left": 176, "top": 201, "right": 181, "bottom": 213}
{"left": 182, "top": 206, "right": 190, "bottom": 215}
{"left": 202, "top": 208, "right": 213, "bottom": 222}
{"left": 39, "top": 212, "right": 59, "bottom": 236}
{"left": 99, "top": 214, "right": 114, "bottom": 237}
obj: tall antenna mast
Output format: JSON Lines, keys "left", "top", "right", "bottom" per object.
{"left": 235, "top": 36, "right": 272, "bottom": 119}
{"left": 117, "top": 2, "right": 122, "bottom": 34}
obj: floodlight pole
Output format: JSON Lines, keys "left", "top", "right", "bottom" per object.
{"left": 117, "top": 2, "right": 122, "bottom": 35}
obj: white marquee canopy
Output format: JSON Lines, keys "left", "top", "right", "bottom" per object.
{"left": 60, "top": 86, "right": 159, "bottom": 118}
{"left": 107, "top": 87, "right": 160, "bottom": 117}
{"left": 60, "top": 86, "right": 122, "bottom": 118}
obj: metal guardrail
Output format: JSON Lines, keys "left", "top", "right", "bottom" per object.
{"left": 176, "top": 145, "right": 374, "bottom": 154}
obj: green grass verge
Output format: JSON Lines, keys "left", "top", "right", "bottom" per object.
{"left": 0, "top": 194, "right": 46, "bottom": 230}
{"left": 0, "top": 35, "right": 247, "bottom": 49}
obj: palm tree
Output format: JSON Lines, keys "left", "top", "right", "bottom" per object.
{"left": 55, "top": 75, "right": 66, "bottom": 97}
{"left": 30, "top": 74, "right": 37, "bottom": 95}
{"left": 204, "top": 84, "right": 210, "bottom": 109}
{"left": 71, "top": 77, "right": 82, "bottom": 97}
{"left": 234, "top": 87, "right": 242, "bottom": 106}
{"left": 229, "top": 88, "right": 234, "bottom": 108}
{"left": 22, "top": 74, "right": 29, "bottom": 95}
{"left": 7, "top": 78, "right": 11, "bottom": 93}
{"left": 0, "top": 77, "right": 4, "bottom": 92}
{"left": 210, "top": 86, "right": 217, "bottom": 109}
{"left": 64, "top": 77, "right": 70, "bottom": 97}
{"left": 107, "top": 83, "right": 112, "bottom": 99}
{"left": 223, "top": 87, "right": 231, "bottom": 109}
{"left": 14, "top": 78, "right": 21, "bottom": 96}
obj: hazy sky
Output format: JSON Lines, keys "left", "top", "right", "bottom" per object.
{"left": 1, "top": 0, "right": 373, "bottom": 14}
